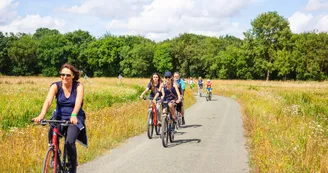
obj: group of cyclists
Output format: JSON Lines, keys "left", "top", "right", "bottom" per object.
{"left": 140, "top": 71, "right": 186, "bottom": 126}
{"left": 31, "top": 63, "right": 213, "bottom": 173}
{"left": 140, "top": 71, "right": 213, "bottom": 128}
{"left": 188, "top": 77, "right": 212, "bottom": 97}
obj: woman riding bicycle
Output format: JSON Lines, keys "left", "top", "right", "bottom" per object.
{"left": 33, "top": 63, "right": 87, "bottom": 173}
{"left": 140, "top": 72, "right": 164, "bottom": 125}
{"left": 153, "top": 71, "right": 181, "bottom": 122}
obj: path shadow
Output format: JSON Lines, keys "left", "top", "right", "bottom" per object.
{"left": 207, "top": 99, "right": 218, "bottom": 101}
{"left": 174, "top": 131, "right": 186, "bottom": 135}
{"left": 179, "top": 124, "right": 202, "bottom": 129}
{"left": 167, "top": 138, "right": 201, "bottom": 148}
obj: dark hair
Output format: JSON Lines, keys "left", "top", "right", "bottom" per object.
{"left": 150, "top": 72, "right": 162, "bottom": 92}
{"left": 60, "top": 63, "right": 80, "bottom": 81}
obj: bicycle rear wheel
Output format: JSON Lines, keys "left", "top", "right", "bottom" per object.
{"left": 176, "top": 112, "right": 182, "bottom": 128}
{"left": 147, "top": 111, "right": 154, "bottom": 139}
{"left": 161, "top": 117, "right": 168, "bottom": 147}
{"left": 169, "top": 121, "right": 175, "bottom": 143}
{"left": 42, "top": 147, "right": 59, "bottom": 173}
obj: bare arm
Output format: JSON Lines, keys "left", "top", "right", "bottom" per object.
{"left": 153, "top": 83, "right": 164, "bottom": 102}
{"left": 33, "top": 84, "right": 57, "bottom": 122}
{"left": 69, "top": 83, "right": 84, "bottom": 125}
{"left": 140, "top": 87, "right": 150, "bottom": 98}
{"left": 174, "top": 83, "right": 181, "bottom": 102}
{"left": 72, "top": 83, "right": 84, "bottom": 115}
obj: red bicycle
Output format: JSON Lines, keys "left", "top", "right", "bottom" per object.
{"left": 34, "top": 119, "right": 72, "bottom": 173}
{"left": 144, "top": 98, "right": 161, "bottom": 139}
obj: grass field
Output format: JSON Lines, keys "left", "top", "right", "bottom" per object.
{"left": 208, "top": 80, "right": 328, "bottom": 172}
{"left": 2, "top": 76, "right": 328, "bottom": 172}
{"left": 0, "top": 76, "right": 196, "bottom": 172}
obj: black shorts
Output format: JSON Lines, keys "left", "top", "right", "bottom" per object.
{"left": 176, "top": 102, "right": 183, "bottom": 112}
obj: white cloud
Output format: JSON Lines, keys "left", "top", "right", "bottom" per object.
{"left": 57, "top": 0, "right": 150, "bottom": 19}
{"left": 289, "top": 12, "right": 328, "bottom": 33}
{"left": 0, "top": 0, "right": 19, "bottom": 25}
{"left": 288, "top": 12, "right": 313, "bottom": 33}
{"left": 305, "top": 0, "right": 328, "bottom": 11}
{"left": 105, "top": 0, "right": 252, "bottom": 41}
{"left": 315, "top": 15, "right": 328, "bottom": 31}
{"left": 0, "top": 14, "right": 66, "bottom": 34}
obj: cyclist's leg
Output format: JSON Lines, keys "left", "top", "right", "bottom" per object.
{"left": 156, "top": 100, "right": 162, "bottom": 124}
{"left": 168, "top": 102, "right": 176, "bottom": 120}
{"left": 66, "top": 125, "right": 80, "bottom": 173}
{"left": 180, "top": 101, "right": 185, "bottom": 124}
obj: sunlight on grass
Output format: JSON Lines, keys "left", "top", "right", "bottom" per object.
{"left": 211, "top": 80, "right": 328, "bottom": 172}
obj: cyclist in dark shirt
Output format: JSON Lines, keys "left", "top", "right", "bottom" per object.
{"left": 33, "top": 63, "right": 87, "bottom": 173}
{"left": 153, "top": 71, "right": 181, "bottom": 121}
{"left": 140, "top": 72, "right": 163, "bottom": 124}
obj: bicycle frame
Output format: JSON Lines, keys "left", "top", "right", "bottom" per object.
{"left": 161, "top": 101, "right": 177, "bottom": 147}
{"left": 39, "top": 120, "right": 70, "bottom": 173}
{"left": 151, "top": 102, "right": 158, "bottom": 126}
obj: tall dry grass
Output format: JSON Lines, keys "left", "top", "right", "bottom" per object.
{"left": 0, "top": 76, "right": 196, "bottom": 172}
{"left": 210, "top": 80, "right": 328, "bottom": 172}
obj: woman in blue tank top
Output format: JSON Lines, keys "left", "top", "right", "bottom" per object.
{"left": 140, "top": 72, "right": 163, "bottom": 124}
{"left": 153, "top": 71, "right": 181, "bottom": 121}
{"left": 33, "top": 63, "right": 86, "bottom": 173}
{"left": 139, "top": 72, "right": 163, "bottom": 100}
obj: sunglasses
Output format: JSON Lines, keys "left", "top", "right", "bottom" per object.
{"left": 165, "top": 76, "right": 171, "bottom": 79}
{"left": 60, "top": 73, "right": 72, "bottom": 77}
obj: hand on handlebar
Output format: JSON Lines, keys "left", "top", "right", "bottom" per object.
{"left": 32, "top": 115, "right": 43, "bottom": 123}
{"left": 70, "top": 116, "right": 78, "bottom": 125}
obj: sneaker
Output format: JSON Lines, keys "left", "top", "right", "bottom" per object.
{"left": 182, "top": 117, "right": 185, "bottom": 125}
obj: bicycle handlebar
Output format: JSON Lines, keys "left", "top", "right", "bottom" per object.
{"left": 32, "top": 119, "right": 71, "bottom": 126}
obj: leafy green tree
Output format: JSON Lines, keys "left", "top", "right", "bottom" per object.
{"left": 37, "top": 33, "right": 71, "bottom": 76}
{"left": 120, "top": 42, "right": 154, "bottom": 77}
{"left": 81, "top": 36, "right": 123, "bottom": 77}
{"left": 291, "top": 32, "right": 328, "bottom": 80}
{"left": 64, "top": 30, "right": 94, "bottom": 74}
{"left": 153, "top": 41, "right": 173, "bottom": 74}
{"left": 7, "top": 34, "right": 38, "bottom": 75}
{"left": 248, "top": 11, "right": 292, "bottom": 80}
{"left": 0, "top": 32, "right": 10, "bottom": 74}
{"left": 33, "top": 28, "right": 60, "bottom": 40}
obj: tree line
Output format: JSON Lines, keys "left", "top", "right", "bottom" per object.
{"left": 0, "top": 11, "right": 327, "bottom": 80}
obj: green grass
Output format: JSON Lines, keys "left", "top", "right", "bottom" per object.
{"left": 0, "top": 76, "right": 196, "bottom": 172}
{"left": 212, "top": 80, "right": 328, "bottom": 172}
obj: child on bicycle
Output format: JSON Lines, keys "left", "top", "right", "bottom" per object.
{"left": 206, "top": 79, "right": 212, "bottom": 95}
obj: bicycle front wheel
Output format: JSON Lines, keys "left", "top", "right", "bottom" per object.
{"left": 42, "top": 147, "right": 59, "bottom": 173}
{"left": 161, "top": 116, "right": 168, "bottom": 148}
{"left": 147, "top": 111, "right": 154, "bottom": 139}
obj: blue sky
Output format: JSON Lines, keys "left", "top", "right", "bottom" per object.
{"left": 0, "top": 0, "right": 327, "bottom": 41}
